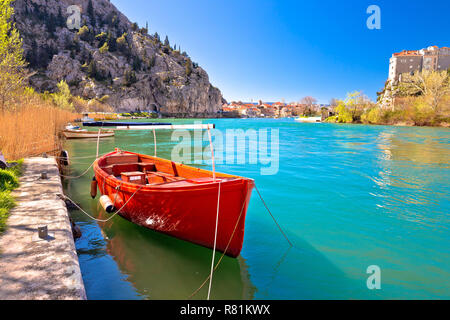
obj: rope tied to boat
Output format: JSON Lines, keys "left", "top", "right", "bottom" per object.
{"left": 207, "top": 180, "right": 221, "bottom": 300}
{"left": 60, "top": 184, "right": 144, "bottom": 223}
{"left": 58, "top": 159, "right": 96, "bottom": 180}
{"left": 255, "top": 184, "right": 293, "bottom": 247}
{"left": 188, "top": 184, "right": 251, "bottom": 300}
{"left": 188, "top": 182, "right": 292, "bottom": 299}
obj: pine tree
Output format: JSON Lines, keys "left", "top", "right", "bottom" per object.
{"left": 164, "top": 35, "right": 169, "bottom": 47}
{"left": 87, "top": 60, "right": 98, "bottom": 79}
{"left": 124, "top": 69, "right": 137, "bottom": 86}
{"left": 87, "top": 0, "right": 96, "bottom": 26}
{"left": 26, "top": 40, "right": 38, "bottom": 68}
{"left": 46, "top": 13, "right": 56, "bottom": 34}
{"left": 107, "top": 31, "right": 117, "bottom": 52}
{"left": 185, "top": 58, "right": 192, "bottom": 77}
{"left": 57, "top": 7, "right": 65, "bottom": 27}
{"left": 132, "top": 56, "right": 141, "bottom": 71}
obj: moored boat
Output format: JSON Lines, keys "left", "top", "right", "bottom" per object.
{"left": 93, "top": 149, "right": 254, "bottom": 257}
{"left": 295, "top": 116, "right": 322, "bottom": 123}
{"left": 63, "top": 129, "right": 115, "bottom": 139}
{"left": 83, "top": 121, "right": 172, "bottom": 127}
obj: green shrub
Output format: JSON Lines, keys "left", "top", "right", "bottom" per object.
{"left": 0, "top": 207, "right": 9, "bottom": 232}
{"left": 0, "top": 169, "right": 19, "bottom": 191}
{"left": 0, "top": 160, "right": 22, "bottom": 233}
{"left": 361, "top": 107, "right": 382, "bottom": 124}
{"left": 0, "top": 191, "right": 15, "bottom": 210}
{"left": 51, "top": 81, "right": 74, "bottom": 111}
{"left": 99, "top": 42, "right": 109, "bottom": 54}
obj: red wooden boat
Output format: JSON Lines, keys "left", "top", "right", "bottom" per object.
{"left": 93, "top": 149, "right": 254, "bottom": 257}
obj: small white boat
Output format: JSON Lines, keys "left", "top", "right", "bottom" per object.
{"left": 65, "top": 123, "right": 84, "bottom": 130}
{"left": 63, "top": 129, "right": 115, "bottom": 139}
{"left": 295, "top": 116, "right": 322, "bottom": 123}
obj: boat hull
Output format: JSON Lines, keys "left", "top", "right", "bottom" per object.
{"left": 94, "top": 151, "right": 254, "bottom": 257}
{"left": 294, "top": 117, "right": 322, "bottom": 123}
{"left": 83, "top": 121, "right": 172, "bottom": 127}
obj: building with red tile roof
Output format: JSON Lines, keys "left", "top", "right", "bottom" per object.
{"left": 389, "top": 46, "right": 450, "bottom": 81}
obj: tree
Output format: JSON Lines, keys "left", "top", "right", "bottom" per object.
{"left": 99, "top": 42, "right": 109, "bottom": 54}
{"left": 56, "top": 7, "right": 65, "bottom": 27}
{"left": 116, "top": 32, "right": 128, "bottom": 53}
{"left": 185, "top": 58, "right": 192, "bottom": 77}
{"left": 26, "top": 40, "right": 38, "bottom": 68}
{"left": 164, "top": 35, "right": 170, "bottom": 47}
{"left": 0, "top": 0, "right": 28, "bottom": 111}
{"left": 132, "top": 56, "right": 141, "bottom": 71}
{"left": 87, "top": 60, "right": 98, "bottom": 78}
{"left": 52, "top": 81, "right": 74, "bottom": 111}
{"left": 147, "top": 55, "right": 156, "bottom": 70}
{"left": 329, "top": 98, "right": 339, "bottom": 107}
{"left": 331, "top": 92, "right": 372, "bottom": 123}
{"left": 107, "top": 31, "right": 117, "bottom": 52}
{"left": 124, "top": 69, "right": 137, "bottom": 86}
{"left": 87, "top": 0, "right": 96, "bottom": 26}
{"left": 78, "top": 25, "right": 92, "bottom": 42}
{"left": 300, "top": 96, "right": 317, "bottom": 116}
{"left": 399, "top": 70, "right": 450, "bottom": 112}
{"left": 46, "top": 13, "right": 56, "bottom": 34}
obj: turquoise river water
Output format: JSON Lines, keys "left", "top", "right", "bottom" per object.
{"left": 63, "top": 119, "right": 450, "bottom": 299}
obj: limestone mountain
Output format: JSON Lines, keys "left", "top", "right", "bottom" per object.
{"left": 12, "top": 0, "right": 225, "bottom": 116}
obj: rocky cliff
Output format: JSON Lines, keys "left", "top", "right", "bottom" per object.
{"left": 12, "top": 0, "right": 225, "bottom": 116}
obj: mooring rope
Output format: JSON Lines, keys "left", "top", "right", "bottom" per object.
{"left": 58, "top": 159, "right": 96, "bottom": 179}
{"left": 188, "top": 183, "right": 292, "bottom": 299}
{"left": 207, "top": 181, "right": 221, "bottom": 300}
{"left": 61, "top": 184, "right": 144, "bottom": 223}
{"left": 254, "top": 184, "right": 293, "bottom": 247}
{"left": 188, "top": 186, "right": 251, "bottom": 300}
{"left": 54, "top": 152, "right": 109, "bottom": 160}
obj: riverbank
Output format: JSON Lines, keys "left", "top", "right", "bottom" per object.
{"left": 0, "top": 157, "right": 86, "bottom": 300}
{"left": 0, "top": 160, "right": 23, "bottom": 233}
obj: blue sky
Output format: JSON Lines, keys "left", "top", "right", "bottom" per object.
{"left": 112, "top": 0, "right": 450, "bottom": 104}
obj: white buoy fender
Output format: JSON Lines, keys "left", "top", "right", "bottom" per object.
{"left": 99, "top": 195, "right": 115, "bottom": 213}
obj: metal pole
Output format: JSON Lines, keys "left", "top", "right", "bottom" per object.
{"left": 153, "top": 129, "right": 157, "bottom": 157}
{"left": 207, "top": 127, "right": 216, "bottom": 181}
{"left": 96, "top": 128, "right": 101, "bottom": 158}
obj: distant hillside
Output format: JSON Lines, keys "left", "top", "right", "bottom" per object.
{"left": 12, "top": 0, "right": 225, "bottom": 116}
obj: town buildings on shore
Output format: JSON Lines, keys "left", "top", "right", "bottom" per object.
{"left": 389, "top": 46, "right": 450, "bottom": 82}
{"left": 222, "top": 101, "right": 330, "bottom": 118}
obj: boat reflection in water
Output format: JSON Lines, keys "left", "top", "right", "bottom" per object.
{"left": 95, "top": 206, "right": 256, "bottom": 300}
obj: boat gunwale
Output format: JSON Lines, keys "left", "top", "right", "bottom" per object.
{"left": 94, "top": 150, "right": 254, "bottom": 193}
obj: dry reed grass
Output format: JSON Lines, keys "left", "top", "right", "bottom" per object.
{"left": 0, "top": 95, "right": 78, "bottom": 160}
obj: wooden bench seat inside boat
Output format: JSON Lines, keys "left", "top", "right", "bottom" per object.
{"left": 101, "top": 162, "right": 157, "bottom": 175}
{"left": 146, "top": 171, "right": 185, "bottom": 184}
{"left": 100, "top": 152, "right": 238, "bottom": 186}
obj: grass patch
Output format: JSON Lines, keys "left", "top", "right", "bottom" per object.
{"left": 0, "top": 160, "right": 23, "bottom": 233}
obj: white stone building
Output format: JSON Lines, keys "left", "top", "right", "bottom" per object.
{"left": 388, "top": 46, "right": 450, "bottom": 82}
